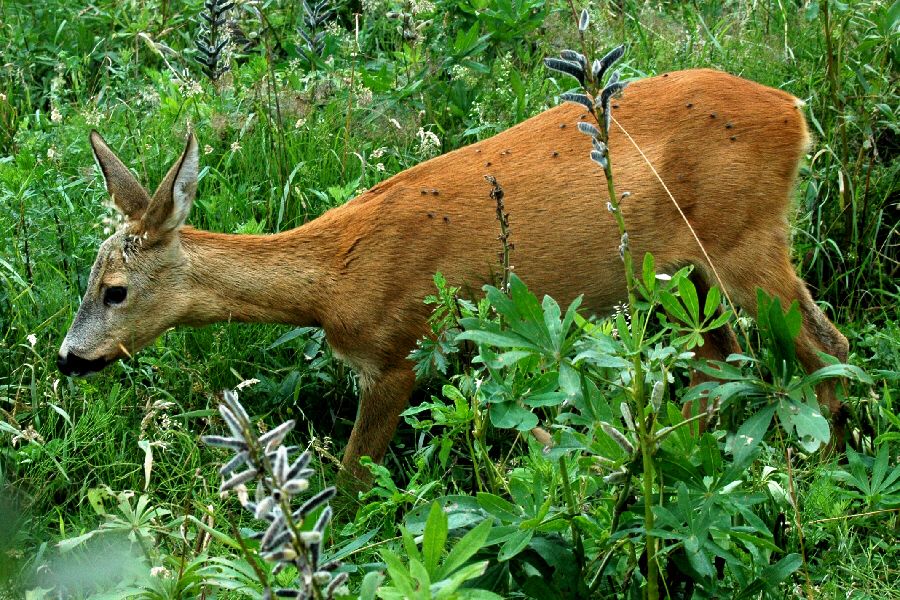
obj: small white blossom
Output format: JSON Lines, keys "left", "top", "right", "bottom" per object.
{"left": 230, "top": 141, "right": 242, "bottom": 153}
{"left": 416, "top": 127, "right": 441, "bottom": 158}
{"left": 204, "top": 144, "right": 214, "bottom": 155}
{"left": 50, "top": 107, "right": 62, "bottom": 123}
{"left": 27, "top": 334, "right": 37, "bottom": 347}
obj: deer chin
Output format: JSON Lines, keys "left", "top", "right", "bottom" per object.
{"left": 57, "top": 351, "right": 115, "bottom": 378}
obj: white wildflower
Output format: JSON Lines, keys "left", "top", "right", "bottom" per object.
{"left": 230, "top": 141, "right": 242, "bottom": 153}
{"left": 376, "top": 163, "right": 385, "bottom": 172}
{"left": 84, "top": 110, "right": 102, "bottom": 127}
{"left": 50, "top": 107, "right": 62, "bottom": 123}
{"left": 27, "top": 334, "right": 37, "bottom": 347}
{"left": 416, "top": 127, "right": 440, "bottom": 157}
{"left": 46, "top": 147, "right": 57, "bottom": 160}
{"left": 150, "top": 566, "right": 171, "bottom": 578}
{"left": 371, "top": 146, "right": 386, "bottom": 159}
{"left": 204, "top": 144, "right": 214, "bottom": 155}
{"left": 389, "top": 118, "right": 402, "bottom": 130}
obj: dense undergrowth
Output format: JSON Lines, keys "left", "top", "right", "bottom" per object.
{"left": 1, "top": 0, "right": 898, "bottom": 598}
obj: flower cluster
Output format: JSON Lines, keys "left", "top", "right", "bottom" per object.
{"left": 202, "top": 390, "right": 346, "bottom": 599}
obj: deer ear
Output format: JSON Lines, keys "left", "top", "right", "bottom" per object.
{"left": 89, "top": 131, "right": 151, "bottom": 220}
{"left": 143, "top": 132, "right": 199, "bottom": 237}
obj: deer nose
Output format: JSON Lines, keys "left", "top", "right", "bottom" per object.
{"left": 57, "top": 351, "right": 111, "bottom": 377}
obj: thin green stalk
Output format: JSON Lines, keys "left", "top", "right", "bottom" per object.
{"left": 597, "top": 112, "right": 658, "bottom": 600}
{"left": 559, "top": 456, "right": 585, "bottom": 572}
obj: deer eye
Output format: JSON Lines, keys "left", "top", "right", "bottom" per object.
{"left": 104, "top": 286, "right": 128, "bottom": 306}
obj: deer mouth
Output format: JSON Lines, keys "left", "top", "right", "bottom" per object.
{"left": 56, "top": 352, "right": 114, "bottom": 377}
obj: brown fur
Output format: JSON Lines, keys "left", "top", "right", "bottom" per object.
{"left": 61, "top": 69, "right": 848, "bottom": 482}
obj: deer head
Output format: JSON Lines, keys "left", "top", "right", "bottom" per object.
{"left": 57, "top": 132, "right": 199, "bottom": 376}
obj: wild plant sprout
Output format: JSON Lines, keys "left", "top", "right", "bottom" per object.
{"left": 545, "top": 12, "right": 664, "bottom": 598}
{"left": 202, "top": 389, "right": 346, "bottom": 599}
{"left": 195, "top": 0, "right": 235, "bottom": 82}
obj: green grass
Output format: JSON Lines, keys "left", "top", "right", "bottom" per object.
{"left": 1, "top": 0, "right": 898, "bottom": 597}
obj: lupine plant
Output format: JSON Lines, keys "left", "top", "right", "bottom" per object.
{"left": 195, "top": 0, "right": 235, "bottom": 82}
{"left": 203, "top": 389, "right": 346, "bottom": 600}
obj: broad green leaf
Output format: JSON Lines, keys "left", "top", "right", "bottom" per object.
{"left": 359, "top": 571, "right": 385, "bottom": 600}
{"left": 761, "top": 553, "right": 803, "bottom": 583}
{"left": 732, "top": 405, "right": 776, "bottom": 466}
{"left": 380, "top": 549, "right": 417, "bottom": 597}
{"left": 685, "top": 535, "right": 715, "bottom": 579}
{"left": 423, "top": 501, "right": 449, "bottom": 575}
{"left": 435, "top": 519, "right": 492, "bottom": 580}
{"left": 776, "top": 398, "right": 829, "bottom": 451}
{"left": 498, "top": 528, "right": 533, "bottom": 561}
{"left": 477, "top": 493, "right": 522, "bottom": 522}
{"left": 659, "top": 290, "right": 690, "bottom": 324}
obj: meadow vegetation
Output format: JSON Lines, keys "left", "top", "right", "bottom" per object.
{"left": 1, "top": 0, "right": 898, "bottom": 597}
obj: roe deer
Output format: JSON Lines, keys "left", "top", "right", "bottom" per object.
{"left": 58, "top": 69, "right": 849, "bottom": 483}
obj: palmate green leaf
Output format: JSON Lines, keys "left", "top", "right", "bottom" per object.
{"left": 756, "top": 290, "right": 801, "bottom": 376}
{"left": 703, "top": 285, "right": 722, "bottom": 320}
{"left": 435, "top": 518, "right": 492, "bottom": 580}
{"left": 423, "top": 501, "right": 449, "bottom": 576}
{"left": 506, "top": 275, "right": 553, "bottom": 348}
{"left": 490, "top": 400, "right": 538, "bottom": 431}
{"left": 677, "top": 275, "right": 700, "bottom": 325}
{"left": 659, "top": 290, "right": 690, "bottom": 324}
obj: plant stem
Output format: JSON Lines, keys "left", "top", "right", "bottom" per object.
{"left": 595, "top": 92, "right": 658, "bottom": 600}
{"left": 559, "top": 456, "right": 585, "bottom": 571}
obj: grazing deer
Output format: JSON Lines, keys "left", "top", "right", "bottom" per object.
{"left": 58, "top": 69, "right": 849, "bottom": 483}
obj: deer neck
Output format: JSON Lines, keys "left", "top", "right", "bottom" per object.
{"left": 179, "top": 225, "right": 335, "bottom": 327}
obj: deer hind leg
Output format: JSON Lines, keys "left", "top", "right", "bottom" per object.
{"left": 718, "top": 250, "right": 850, "bottom": 446}
{"left": 340, "top": 363, "right": 416, "bottom": 488}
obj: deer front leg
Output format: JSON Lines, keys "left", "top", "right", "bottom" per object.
{"left": 340, "top": 364, "right": 416, "bottom": 487}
